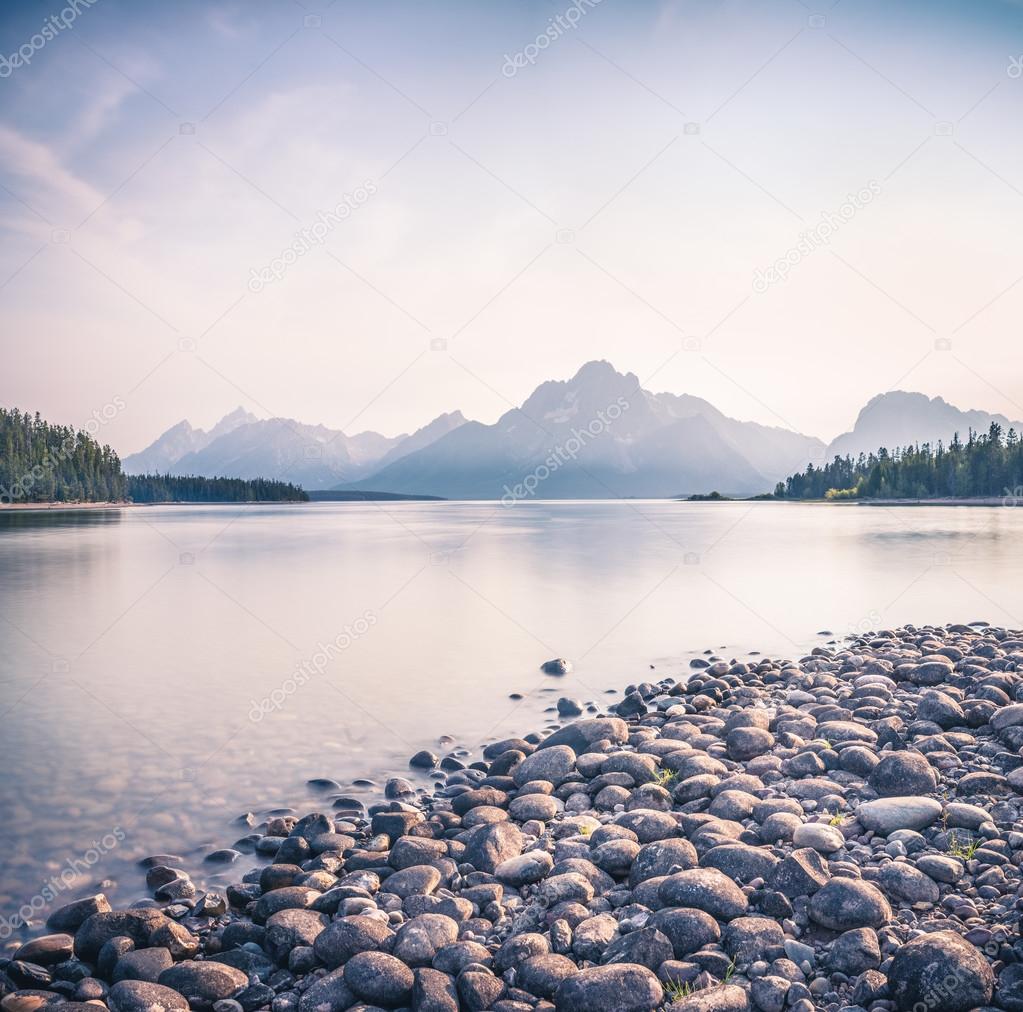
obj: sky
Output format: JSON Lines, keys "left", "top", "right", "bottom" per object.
{"left": 1, "top": 0, "right": 1022, "bottom": 454}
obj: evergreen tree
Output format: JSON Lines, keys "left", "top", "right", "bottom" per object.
{"left": 776, "top": 425, "right": 1023, "bottom": 500}
{"left": 1, "top": 407, "right": 308, "bottom": 505}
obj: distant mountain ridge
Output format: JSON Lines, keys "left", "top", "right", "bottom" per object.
{"left": 344, "top": 360, "right": 824, "bottom": 499}
{"left": 124, "top": 370, "right": 1019, "bottom": 499}
{"left": 124, "top": 408, "right": 467, "bottom": 490}
{"left": 826, "top": 391, "right": 1023, "bottom": 460}
{"left": 123, "top": 407, "right": 257, "bottom": 474}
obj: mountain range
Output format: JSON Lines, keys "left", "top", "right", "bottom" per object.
{"left": 827, "top": 391, "right": 1023, "bottom": 460}
{"left": 123, "top": 362, "right": 1023, "bottom": 498}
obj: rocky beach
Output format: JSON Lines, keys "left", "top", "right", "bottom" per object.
{"left": 5, "top": 621, "right": 1023, "bottom": 1012}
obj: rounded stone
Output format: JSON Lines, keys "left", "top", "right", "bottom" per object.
{"left": 792, "top": 823, "right": 845, "bottom": 854}
{"left": 808, "top": 878, "right": 892, "bottom": 930}
{"left": 554, "top": 964, "right": 664, "bottom": 1012}
{"left": 495, "top": 849, "right": 553, "bottom": 886}
{"left": 856, "top": 797, "right": 942, "bottom": 835}
{"left": 868, "top": 752, "right": 937, "bottom": 797}
{"left": 517, "top": 954, "right": 582, "bottom": 1000}
{"left": 312, "top": 916, "right": 394, "bottom": 969}
{"left": 657, "top": 869, "right": 748, "bottom": 920}
{"left": 726, "top": 726, "right": 775, "bottom": 760}
{"left": 107, "top": 980, "right": 189, "bottom": 1012}
{"left": 157, "top": 962, "right": 248, "bottom": 1009}
{"left": 888, "top": 931, "right": 994, "bottom": 1012}
{"left": 343, "top": 951, "right": 414, "bottom": 1008}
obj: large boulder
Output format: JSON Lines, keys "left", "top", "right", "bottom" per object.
{"left": 74, "top": 910, "right": 168, "bottom": 961}
{"left": 391, "top": 914, "right": 459, "bottom": 967}
{"left": 463, "top": 821, "right": 523, "bottom": 873}
{"left": 888, "top": 931, "right": 994, "bottom": 1012}
{"left": 297, "top": 968, "right": 355, "bottom": 1012}
{"left": 553, "top": 964, "right": 664, "bottom": 1011}
{"left": 312, "top": 916, "right": 394, "bottom": 969}
{"left": 512, "top": 745, "right": 577, "bottom": 787}
{"left": 536, "top": 718, "right": 629, "bottom": 753}
{"left": 856, "top": 797, "right": 942, "bottom": 835}
{"left": 649, "top": 908, "right": 720, "bottom": 958}
{"left": 867, "top": 752, "right": 937, "bottom": 797}
{"left": 107, "top": 981, "right": 189, "bottom": 1012}
{"left": 657, "top": 869, "right": 748, "bottom": 920}
{"left": 629, "top": 838, "right": 698, "bottom": 887}
{"left": 808, "top": 878, "right": 892, "bottom": 930}
{"left": 343, "top": 951, "right": 414, "bottom": 1007}
{"left": 157, "top": 962, "right": 248, "bottom": 1009}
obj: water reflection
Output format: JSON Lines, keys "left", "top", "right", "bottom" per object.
{"left": 0, "top": 500, "right": 1020, "bottom": 937}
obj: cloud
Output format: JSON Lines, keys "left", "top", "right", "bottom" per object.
{"left": 0, "top": 123, "right": 104, "bottom": 229}
{"left": 65, "top": 74, "right": 138, "bottom": 149}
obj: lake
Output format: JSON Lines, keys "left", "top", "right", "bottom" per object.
{"left": 1, "top": 499, "right": 1020, "bottom": 937}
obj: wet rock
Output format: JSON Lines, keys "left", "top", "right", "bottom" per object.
{"left": 535, "top": 718, "right": 628, "bottom": 753}
{"left": 409, "top": 749, "right": 439, "bottom": 769}
{"left": 47, "top": 896, "right": 111, "bottom": 934}
{"left": 112, "top": 948, "right": 173, "bottom": 984}
{"left": 541, "top": 657, "right": 572, "bottom": 675}
{"left": 13, "top": 937, "right": 74, "bottom": 966}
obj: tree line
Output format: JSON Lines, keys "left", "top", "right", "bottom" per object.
{"left": 126, "top": 473, "right": 307, "bottom": 503}
{"left": 1, "top": 408, "right": 307, "bottom": 504}
{"left": 1, "top": 408, "right": 126, "bottom": 503}
{"left": 776, "top": 422, "right": 1023, "bottom": 500}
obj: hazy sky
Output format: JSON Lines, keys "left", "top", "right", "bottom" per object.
{"left": 1, "top": 0, "right": 1022, "bottom": 453}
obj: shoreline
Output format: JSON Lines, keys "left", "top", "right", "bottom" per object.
{"left": 4, "top": 621, "right": 1020, "bottom": 1012}
{"left": 1, "top": 496, "right": 1014, "bottom": 514}
{"left": 0, "top": 500, "right": 309, "bottom": 513}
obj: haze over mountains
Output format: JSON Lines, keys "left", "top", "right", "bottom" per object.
{"left": 124, "top": 362, "right": 1023, "bottom": 498}
{"left": 124, "top": 410, "right": 467, "bottom": 490}
{"left": 826, "top": 392, "right": 1023, "bottom": 461}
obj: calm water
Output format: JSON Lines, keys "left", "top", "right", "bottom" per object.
{"left": 1, "top": 500, "right": 1021, "bottom": 938}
